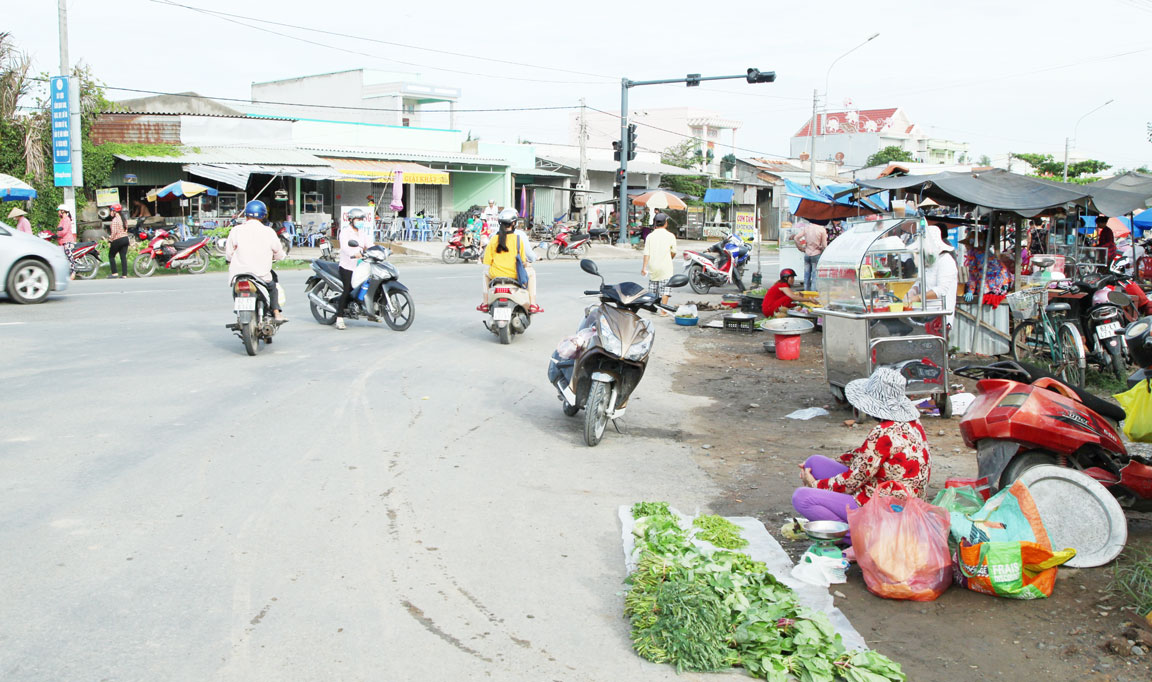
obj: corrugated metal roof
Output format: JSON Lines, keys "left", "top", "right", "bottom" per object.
{"left": 300, "top": 147, "right": 509, "bottom": 165}
{"left": 318, "top": 157, "right": 449, "bottom": 184}
{"left": 106, "top": 111, "right": 297, "bottom": 121}
{"left": 114, "top": 146, "right": 329, "bottom": 166}
{"left": 91, "top": 115, "right": 181, "bottom": 145}
{"left": 536, "top": 155, "right": 698, "bottom": 176}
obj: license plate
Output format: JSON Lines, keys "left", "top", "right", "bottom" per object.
{"left": 234, "top": 297, "right": 257, "bottom": 311}
{"left": 1096, "top": 321, "right": 1121, "bottom": 340}
{"left": 493, "top": 307, "right": 512, "bottom": 321}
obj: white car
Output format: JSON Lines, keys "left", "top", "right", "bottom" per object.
{"left": 0, "top": 218, "right": 70, "bottom": 304}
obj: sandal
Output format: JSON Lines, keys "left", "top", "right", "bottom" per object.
{"left": 477, "top": 303, "right": 490, "bottom": 312}
{"left": 529, "top": 304, "right": 544, "bottom": 314}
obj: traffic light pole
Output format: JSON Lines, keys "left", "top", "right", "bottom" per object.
{"left": 615, "top": 70, "right": 776, "bottom": 246}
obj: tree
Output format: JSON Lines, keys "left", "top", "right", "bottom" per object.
{"left": 865, "top": 145, "right": 915, "bottom": 167}
{"left": 659, "top": 141, "right": 708, "bottom": 200}
{"left": 977, "top": 154, "right": 992, "bottom": 166}
{"left": 660, "top": 140, "right": 697, "bottom": 169}
{"left": 1012, "top": 152, "right": 1111, "bottom": 179}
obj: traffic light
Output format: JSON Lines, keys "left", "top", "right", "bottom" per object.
{"left": 627, "top": 124, "right": 637, "bottom": 161}
{"left": 746, "top": 68, "right": 776, "bottom": 84}
{"left": 615, "top": 168, "right": 625, "bottom": 186}
{"left": 612, "top": 140, "right": 621, "bottom": 162}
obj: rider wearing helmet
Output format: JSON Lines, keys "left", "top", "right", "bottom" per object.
{"left": 334, "top": 207, "right": 371, "bottom": 330}
{"left": 761, "top": 267, "right": 816, "bottom": 317}
{"left": 106, "top": 202, "right": 131, "bottom": 278}
{"left": 478, "top": 207, "right": 541, "bottom": 313}
{"left": 225, "top": 199, "right": 286, "bottom": 321}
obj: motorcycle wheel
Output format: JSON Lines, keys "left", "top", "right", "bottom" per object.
{"left": 1108, "top": 341, "right": 1127, "bottom": 380}
{"left": 546, "top": 243, "right": 560, "bottom": 260}
{"left": 242, "top": 301, "right": 263, "bottom": 356}
{"left": 576, "top": 242, "right": 590, "bottom": 257}
{"left": 497, "top": 321, "right": 512, "bottom": 345}
{"left": 999, "top": 450, "right": 1057, "bottom": 489}
{"left": 733, "top": 266, "right": 746, "bottom": 292}
{"left": 382, "top": 290, "right": 415, "bottom": 331}
{"left": 688, "top": 265, "right": 711, "bottom": 294}
{"left": 583, "top": 380, "right": 611, "bottom": 447}
{"left": 442, "top": 246, "right": 460, "bottom": 265}
{"left": 133, "top": 254, "right": 157, "bottom": 278}
{"left": 188, "top": 251, "right": 210, "bottom": 274}
{"left": 77, "top": 254, "right": 101, "bottom": 280}
{"left": 309, "top": 283, "right": 338, "bottom": 325}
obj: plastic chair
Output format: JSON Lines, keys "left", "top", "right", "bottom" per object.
{"left": 416, "top": 218, "right": 434, "bottom": 242}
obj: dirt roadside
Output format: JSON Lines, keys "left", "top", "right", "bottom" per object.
{"left": 669, "top": 318, "right": 1152, "bottom": 681}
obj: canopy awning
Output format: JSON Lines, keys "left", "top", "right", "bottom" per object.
{"left": 318, "top": 157, "right": 449, "bottom": 185}
{"left": 856, "top": 169, "right": 1092, "bottom": 213}
{"left": 184, "top": 164, "right": 349, "bottom": 189}
{"left": 703, "top": 188, "right": 734, "bottom": 203}
{"left": 0, "top": 173, "right": 36, "bottom": 201}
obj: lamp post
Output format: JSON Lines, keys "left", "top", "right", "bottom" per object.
{"left": 809, "top": 32, "right": 879, "bottom": 188}
{"left": 1063, "top": 99, "right": 1113, "bottom": 182}
{"left": 615, "top": 69, "right": 776, "bottom": 245}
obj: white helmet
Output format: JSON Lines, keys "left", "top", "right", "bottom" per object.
{"left": 1110, "top": 256, "right": 1132, "bottom": 275}
{"left": 497, "top": 208, "right": 519, "bottom": 227}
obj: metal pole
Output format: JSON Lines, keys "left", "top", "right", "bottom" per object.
{"left": 57, "top": 0, "right": 75, "bottom": 218}
{"left": 617, "top": 79, "right": 630, "bottom": 246}
{"left": 578, "top": 98, "right": 588, "bottom": 228}
{"left": 808, "top": 89, "right": 818, "bottom": 188}
{"left": 971, "top": 213, "right": 993, "bottom": 353}
{"left": 1062, "top": 137, "right": 1070, "bottom": 183}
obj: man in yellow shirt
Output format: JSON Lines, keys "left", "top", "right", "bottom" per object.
{"left": 641, "top": 212, "right": 678, "bottom": 311}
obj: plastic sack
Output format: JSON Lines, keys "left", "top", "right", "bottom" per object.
{"left": 790, "top": 551, "right": 849, "bottom": 587}
{"left": 949, "top": 481, "right": 1075, "bottom": 599}
{"left": 848, "top": 494, "right": 952, "bottom": 601}
{"left": 1115, "top": 381, "right": 1152, "bottom": 443}
{"left": 674, "top": 304, "right": 698, "bottom": 318}
{"left": 932, "top": 485, "right": 985, "bottom": 516}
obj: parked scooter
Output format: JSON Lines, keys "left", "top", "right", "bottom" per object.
{"left": 40, "top": 231, "right": 102, "bottom": 279}
{"left": 548, "top": 259, "right": 689, "bottom": 446}
{"left": 483, "top": 277, "right": 532, "bottom": 344}
{"left": 305, "top": 242, "right": 415, "bottom": 330}
{"left": 442, "top": 226, "right": 483, "bottom": 264}
{"left": 132, "top": 227, "right": 211, "bottom": 277}
{"left": 225, "top": 274, "right": 284, "bottom": 356}
{"left": 1066, "top": 271, "right": 1136, "bottom": 379}
{"left": 545, "top": 229, "right": 592, "bottom": 259}
{"left": 683, "top": 233, "right": 749, "bottom": 294}
{"left": 956, "top": 360, "right": 1152, "bottom": 508}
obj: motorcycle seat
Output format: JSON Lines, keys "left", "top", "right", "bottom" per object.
{"left": 490, "top": 277, "right": 522, "bottom": 287}
{"left": 589, "top": 228, "right": 607, "bottom": 236}
{"left": 1045, "top": 302, "right": 1071, "bottom": 314}
{"left": 1010, "top": 360, "right": 1127, "bottom": 423}
{"left": 74, "top": 241, "right": 98, "bottom": 250}
{"left": 313, "top": 259, "right": 340, "bottom": 276}
{"left": 174, "top": 238, "right": 204, "bottom": 250}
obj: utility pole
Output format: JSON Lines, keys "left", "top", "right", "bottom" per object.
{"left": 577, "top": 98, "right": 588, "bottom": 227}
{"left": 1062, "top": 139, "right": 1070, "bottom": 182}
{"left": 807, "top": 89, "right": 818, "bottom": 188}
{"left": 57, "top": 0, "right": 83, "bottom": 217}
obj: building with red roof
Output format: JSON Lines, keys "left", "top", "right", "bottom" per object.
{"left": 789, "top": 107, "right": 967, "bottom": 169}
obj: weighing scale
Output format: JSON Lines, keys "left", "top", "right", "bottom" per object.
{"left": 802, "top": 520, "right": 849, "bottom": 560}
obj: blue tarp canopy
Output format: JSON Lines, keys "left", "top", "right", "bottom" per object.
{"left": 783, "top": 179, "right": 889, "bottom": 219}
{"left": 703, "top": 188, "right": 733, "bottom": 203}
{"left": 0, "top": 173, "right": 37, "bottom": 201}
{"left": 1134, "top": 211, "right": 1152, "bottom": 234}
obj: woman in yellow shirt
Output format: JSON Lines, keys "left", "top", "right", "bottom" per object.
{"left": 479, "top": 208, "right": 540, "bottom": 312}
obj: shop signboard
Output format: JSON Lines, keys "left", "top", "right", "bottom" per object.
{"left": 735, "top": 211, "right": 756, "bottom": 242}
{"left": 51, "top": 76, "right": 72, "bottom": 187}
{"left": 95, "top": 188, "right": 120, "bottom": 207}
{"left": 684, "top": 205, "right": 704, "bottom": 239}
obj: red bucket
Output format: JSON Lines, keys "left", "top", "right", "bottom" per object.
{"left": 775, "top": 334, "right": 802, "bottom": 360}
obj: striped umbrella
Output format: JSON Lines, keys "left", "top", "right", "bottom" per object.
{"left": 146, "top": 180, "right": 218, "bottom": 202}
{"left": 0, "top": 173, "right": 37, "bottom": 201}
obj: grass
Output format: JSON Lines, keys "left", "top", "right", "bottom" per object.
{"left": 1111, "top": 543, "right": 1152, "bottom": 618}
{"left": 1085, "top": 367, "right": 1129, "bottom": 395}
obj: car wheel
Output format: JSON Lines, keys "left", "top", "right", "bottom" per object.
{"left": 6, "top": 259, "right": 52, "bottom": 304}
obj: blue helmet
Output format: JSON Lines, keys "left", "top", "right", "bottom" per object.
{"left": 244, "top": 200, "right": 268, "bottom": 220}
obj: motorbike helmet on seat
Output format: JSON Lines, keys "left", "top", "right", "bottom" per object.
{"left": 497, "top": 208, "right": 519, "bottom": 227}
{"left": 244, "top": 200, "right": 268, "bottom": 220}
{"left": 1126, "top": 316, "right": 1152, "bottom": 369}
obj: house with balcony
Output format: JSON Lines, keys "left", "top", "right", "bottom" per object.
{"left": 789, "top": 107, "right": 968, "bottom": 168}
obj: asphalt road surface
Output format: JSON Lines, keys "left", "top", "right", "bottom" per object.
{"left": 0, "top": 252, "right": 776, "bottom": 681}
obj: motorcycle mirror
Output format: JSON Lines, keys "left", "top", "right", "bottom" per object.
{"left": 667, "top": 274, "right": 690, "bottom": 288}
{"left": 579, "top": 259, "right": 601, "bottom": 278}
{"left": 1108, "top": 290, "right": 1132, "bottom": 307}
{"left": 347, "top": 239, "right": 359, "bottom": 248}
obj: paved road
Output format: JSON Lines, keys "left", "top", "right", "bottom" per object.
{"left": 0, "top": 255, "right": 775, "bottom": 681}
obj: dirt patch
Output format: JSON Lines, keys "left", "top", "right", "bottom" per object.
{"left": 674, "top": 324, "right": 1152, "bottom": 681}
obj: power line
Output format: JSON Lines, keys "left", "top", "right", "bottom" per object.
{"left": 149, "top": 0, "right": 610, "bottom": 85}
{"left": 585, "top": 106, "right": 791, "bottom": 160}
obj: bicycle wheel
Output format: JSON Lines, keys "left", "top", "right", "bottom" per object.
{"left": 1010, "top": 320, "right": 1048, "bottom": 367}
{"left": 1055, "top": 322, "right": 1087, "bottom": 387}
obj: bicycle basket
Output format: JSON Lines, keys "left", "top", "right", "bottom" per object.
{"left": 1005, "top": 287, "right": 1044, "bottom": 319}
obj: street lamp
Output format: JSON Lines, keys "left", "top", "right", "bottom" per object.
{"left": 809, "top": 32, "right": 880, "bottom": 187}
{"left": 1063, "top": 99, "right": 1113, "bottom": 182}
{"left": 615, "top": 69, "right": 776, "bottom": 245}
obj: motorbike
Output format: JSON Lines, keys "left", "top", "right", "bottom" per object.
{"left": 590, "top": 226, "right": 612, "bottom": 245}
{"left": 683, "top": 233, "right": 749, "bottom": 294}
{"left": 133, "top": 227, "right": 211, "bottom": 277}
{"left": 484, "top": 277, "right": 532, "bottom": 344}
{"left": 545, "top": 229, "right": 592, "bottom": 260}
{"left": 273, "top": 222, "right": 292, "bottom": 255}
{"left": 40, "top": 231, "right": 102, "bottom": 280}
{"left": 442, "top": 227, "right": 483, "bottom": 264}
{"left": 549, "top": 259, "right": 688, "bottom": 446}
{"left": 225, "top": 274, "right": 284, "bottom": 356}
{"left": 305, "top": 243, "right": 415, "bottom": 331}
{"left": 956, "top": 360, "right": 1152, "bottom": 509}
{"left": 1065, "top": 271, "right": 1136, "bottom": 379}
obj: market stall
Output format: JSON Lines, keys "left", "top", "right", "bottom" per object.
{"left": 813, "top": 216, "right": 953, "bottom": 416}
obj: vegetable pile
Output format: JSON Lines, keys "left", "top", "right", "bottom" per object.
{"left": 625, "top": 502, "right": 905, "bottom": 682}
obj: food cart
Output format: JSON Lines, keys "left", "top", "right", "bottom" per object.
{"left": 812, "top": 217, "right": 953, "bottom": 417}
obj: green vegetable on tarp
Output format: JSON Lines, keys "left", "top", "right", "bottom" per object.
{"left": 693, "top": 514, "right": 749, "bottom": 549}
{"left": 631, "top": 501, "right": 673, "bottom": 519}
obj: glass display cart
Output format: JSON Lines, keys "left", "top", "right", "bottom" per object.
{"left": 812, "top": 217, "right": 953, "bottom": 418}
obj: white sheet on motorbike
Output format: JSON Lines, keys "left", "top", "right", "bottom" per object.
{"left": 618, "top": 506, "right": 868, "bottom": 652}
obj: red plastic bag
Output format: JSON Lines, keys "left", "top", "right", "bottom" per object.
{"left": 848, "top": 493, "right": 952, "bottom": 601}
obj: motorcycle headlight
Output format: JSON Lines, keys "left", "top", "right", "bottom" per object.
{"left": 624, "top": 327, "right": 655, "bottom": 361}
{"left": 599, "top": 323, "right": 623, "bottom": 356}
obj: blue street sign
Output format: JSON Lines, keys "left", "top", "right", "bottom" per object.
{"left": 51, "top": 76, "right": 72, "bottom": 187}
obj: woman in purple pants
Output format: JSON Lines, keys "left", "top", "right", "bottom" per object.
{"left": 791, "top": 368, "right": 932, "bottom": 545}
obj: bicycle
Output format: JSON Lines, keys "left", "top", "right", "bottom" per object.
{"left": 1007, "top": 283, "right": 1087, "bottom": 387}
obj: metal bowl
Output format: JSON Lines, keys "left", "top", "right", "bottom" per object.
{"left": 760, "top": 318, "right": 815, "bottom": 336}
{"left": 802, "top": 520, "right": 850, "bottom": 540}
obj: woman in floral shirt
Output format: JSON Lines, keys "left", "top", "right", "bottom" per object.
{"left": 792, "top": 368, "right": 931, "bottom": 542}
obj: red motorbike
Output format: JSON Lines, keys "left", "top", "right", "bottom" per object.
{"left": 133, "top": 227, "right": 211, "bottom": 278}
{"left": 956, "top": 360, "right": 1152, "bottom": 508}
{"left": 545, "top": 230, "right": 591, "bottom": 260}
{"left": 441, "top": 227, "right": 482, "bottom": 264}
{"left": 40, "top": 231, "right": 102, "bottom": 280}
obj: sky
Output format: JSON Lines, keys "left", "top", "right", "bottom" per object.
{"left": 9, "top": 0, "right": 1152, "bottom": 171}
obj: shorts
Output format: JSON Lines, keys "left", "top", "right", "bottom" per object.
{"left": 648, "top": 278, "right": 670, "bottom": 298}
